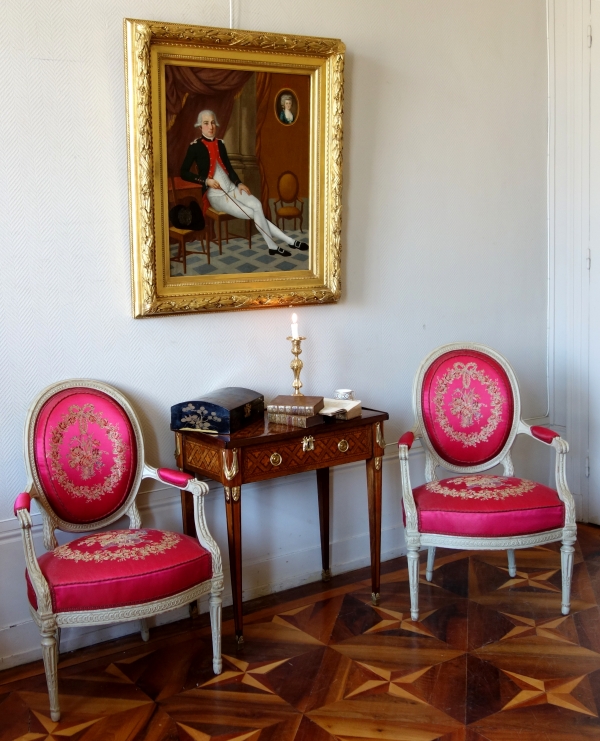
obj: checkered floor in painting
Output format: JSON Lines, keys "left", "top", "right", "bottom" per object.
{"left": 170, "top": 225, "right": 309, "bottom": 276}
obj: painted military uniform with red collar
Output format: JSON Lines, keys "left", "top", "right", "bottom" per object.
{"left": 180, "top": 136, "right": 241, "bottom": 196}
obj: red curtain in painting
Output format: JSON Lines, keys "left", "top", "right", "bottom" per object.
{"left": 165, "top": 66, "right": 253, "bottom": 178}
{"left": 255, "top": 72, "right": 272, "bottom": 218}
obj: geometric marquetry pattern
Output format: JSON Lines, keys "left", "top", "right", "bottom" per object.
{"left": 184, "top": 440, "right": 221, "bottom": 475}
{"left": 243, "top": 427, "right": 372, "bottom": 479}
{"left": 3, "top": 523, "right": 600, "bottom": 740}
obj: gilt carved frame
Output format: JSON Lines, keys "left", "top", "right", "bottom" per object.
{"left": 124, "top": 19, "right": 345, "bottom": 316}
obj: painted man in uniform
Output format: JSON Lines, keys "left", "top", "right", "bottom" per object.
{"left": 180, "top": 110, "right": 307, "bottom": 257}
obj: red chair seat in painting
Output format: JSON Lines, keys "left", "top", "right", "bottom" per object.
{"left": 26, "top": 529, "right": 212, "bottom": 613}
{"left": 412, "top": 475, "right": 565, "bottom": 538}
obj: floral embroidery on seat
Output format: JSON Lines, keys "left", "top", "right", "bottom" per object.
{"left": 54, "top": 529, "right": 181, "bottom": 562}
{"left": 434, "top": 362, "right": 504, "bottom": 447}
{"left": 50, "top": 404, "right": 127, "bottom": 502}
{"left": 426, "top": 475, "right": 536, "bottom": 500}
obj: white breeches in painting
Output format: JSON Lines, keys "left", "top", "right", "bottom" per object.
{"left": 207, "top": 168, "right": 293, "bottom": 252}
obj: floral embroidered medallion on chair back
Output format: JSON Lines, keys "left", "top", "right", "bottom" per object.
{"left": 421, "top": 350, "right": 515, "bottom": 466}
{"left": 34, "top": 388, "right": 138, "bottom": 523}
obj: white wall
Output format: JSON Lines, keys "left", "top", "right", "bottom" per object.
{"left": 0, "top": 0, "right": 550, "bottom": 668}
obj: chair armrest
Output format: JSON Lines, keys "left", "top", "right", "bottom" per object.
{"left": 530, "top": 425, "right": 561, "bottom": 445}
{"left": 397, "top": 432, "right": 419, "bottom": 537}
{"left": 398, "top": 432, "right": 415, "bottom": 450}
{"left": 143, "top": 464, "right": 223, "bottom": 581}
{"left": 14, "top": 492, "right": 31, "bottom": 516}
{"left": 187, "top": 479, "right": 223, "bottom": 584}
{"left": 157, "top": 468, "right": 194, "bottom": 487}
{"left": 142, "top": 463, "right": 194, "bottom": 487}
{"left": 519, "top": 423, "right": 576, "bottom": 529}
{"left": 13, "top": 492, "right": 53, "bottom": 614}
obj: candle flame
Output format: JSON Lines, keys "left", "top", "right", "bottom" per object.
{"left": 292, "top": 313, "right": 298, "bottom": 323}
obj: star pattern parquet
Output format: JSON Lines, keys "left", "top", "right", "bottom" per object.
{"left": 3, "top": 525, "right": 600, "bottom": 740}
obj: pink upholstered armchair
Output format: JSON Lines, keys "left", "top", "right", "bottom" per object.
{"left": 13, "top": 380, "right": 223, "bottom": 721}
{"left": 398, "top": 343, "right": 576, "bottom": 621}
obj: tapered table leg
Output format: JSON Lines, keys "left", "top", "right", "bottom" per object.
{"left": 224, "top": 485, "right": 244, "bottom": 642}
{"left": 366, "top": 456, "right": 382, "bottom": 605}
{"left": 317, "top": 468, "right": 331, "bottom": 581}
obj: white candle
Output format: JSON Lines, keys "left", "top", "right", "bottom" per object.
{"left": 291, "top": 313, "right": 299, "bottom": 339}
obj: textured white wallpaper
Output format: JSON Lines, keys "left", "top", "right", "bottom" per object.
{"left": 0, "top": 0, "right": 549, "bottom": 663}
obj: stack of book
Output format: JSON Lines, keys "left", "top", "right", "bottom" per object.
{"left": 267, "top": 395, "right": 324, "bottom": 428}
{"left": 267, "top": 395, "right": 362, "bottom": 428}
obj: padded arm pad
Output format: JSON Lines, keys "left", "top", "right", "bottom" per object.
{"left": 398, "top": 432, "right": 415, "bottom": 449}
{"left": 157, "top": 468, "right": 194, "bottom": 487}
{"left": 530, "top": 426, "right": 560, "bottom": 445}
{"left": 13, "top": 492, "right": 31, "bottom": 516}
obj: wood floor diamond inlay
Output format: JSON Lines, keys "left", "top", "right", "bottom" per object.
{"left": 3, "top": 525, "right": 600, "bottom": 740}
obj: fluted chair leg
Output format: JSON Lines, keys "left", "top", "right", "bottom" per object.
{"left": 407, "top": 546, "right": 420, "bottom": 621}
{"left": 561, "top": 542, "right": 575, "bottom": 615}
{"left": 426, "top": 547, "right": 436, "bottom": 581}
{"left": 140, "top": 619, "right": 150, "bottom": 642}
{"left": 507, "top": 549, "right": 517, "bottom": 577}
{"left": 210, "top": 589, "right": 223, "bottom": 674}
{"left": 41, "top": 624, "right": 60, "bottom": 721}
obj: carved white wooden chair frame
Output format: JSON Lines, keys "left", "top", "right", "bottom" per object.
{"left": 13, "top": 379, "right": 223, "bottom": 721}
{"left": 398, "top": 343, "right": 577, "bottom": 621}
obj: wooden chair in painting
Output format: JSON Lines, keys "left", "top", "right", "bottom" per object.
{"left": 205, "top": 207, "right": 252, "bottom": 254}
{"left": 169, "top": 226, "right": 211, "bottom": 272}
{"left": 273, "top": 171, "right": 304, "bottom": 231}
{"left": 168, "top": 177, "right": 210, "bottom": 273}
{"left": 398, "top": 342, "right": 577, "bottom": 621}
{"left": 13, "top": 379, "right": 223, "bottom": 721}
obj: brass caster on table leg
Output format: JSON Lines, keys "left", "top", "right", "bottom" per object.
{"left": 236, "top": 634, "right": 245, "bottom": 646}
{"left": 321, "top": 569, "right": 332, "bottom": 582}
{"left": 371, "top": 592, "right": 380, "bottom": 606}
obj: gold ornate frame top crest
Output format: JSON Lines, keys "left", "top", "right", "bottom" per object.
{"left": 124, "top": 19, "right": 345, "bottom": 316}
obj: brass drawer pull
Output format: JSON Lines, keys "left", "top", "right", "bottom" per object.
{"left": 270, "top": 452, "right": 282, "bottom": 466}
{"left": 338, "top": 439, "right": 349, "bottom": 453}
{"left": 302, "top": 436, "right": 315, "bottom": 452}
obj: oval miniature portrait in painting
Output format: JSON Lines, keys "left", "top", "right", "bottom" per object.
{"left": 275, "top": 89, "right": 298, "bottom": 126}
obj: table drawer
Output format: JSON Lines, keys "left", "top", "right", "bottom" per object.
{"left": 242, "top": 425, "right": 372, "bottom": 480}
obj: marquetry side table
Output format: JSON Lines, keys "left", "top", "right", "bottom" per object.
{"left": 174, "top": 408, "right": 389, "bottom": 642}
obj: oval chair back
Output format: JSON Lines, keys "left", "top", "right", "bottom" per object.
{"left": 277, "top": 171, "right": 299, "bottom": 203}
{"left": 25, "top": 380, "right": 144, "bottom": 531}
{"left": 414, "top": 344, "right": 520, "bottom": 472}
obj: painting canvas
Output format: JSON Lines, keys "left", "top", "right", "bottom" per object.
{"left": 125, "top": 20, "right": 344, "bottom": 316}
{"left": 166, "top": 68, "right": 310, "bottom": 277}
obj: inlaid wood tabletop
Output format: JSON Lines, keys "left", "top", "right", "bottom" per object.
{"left": 2, "top": 524, "right": 600, "bottom": 739}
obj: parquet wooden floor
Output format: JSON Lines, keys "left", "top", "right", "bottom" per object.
{"left": 3, "top": 524, "right": 600, "bottom": 740}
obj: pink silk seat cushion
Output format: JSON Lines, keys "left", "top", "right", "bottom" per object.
{"left": 26, "top": 529, "right": 212, "bottom": 613}
{"left": 34, "top": 388, "right": 138, "bottom": 524}
{"left": 411, "top": 476, "right": 564, "bottom": 537}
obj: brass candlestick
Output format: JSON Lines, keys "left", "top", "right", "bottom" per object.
{"left": 286, "top": 336, "right": 306, "bottom": 396}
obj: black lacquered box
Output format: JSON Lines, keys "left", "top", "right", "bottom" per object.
{"left": 171, "top": 387, "right": 264, "bottom": 435}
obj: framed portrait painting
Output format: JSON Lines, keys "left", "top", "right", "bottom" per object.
{"left": 124, "top": 19, "right": 345, "bottom": 316}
